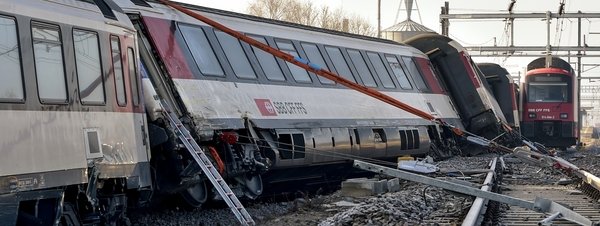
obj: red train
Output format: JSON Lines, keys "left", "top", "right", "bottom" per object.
{"left": 520, "top": 57, "right": 578, "bottom": 149}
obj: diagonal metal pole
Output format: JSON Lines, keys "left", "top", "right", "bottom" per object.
{"left": 353, "top": 160, "right": 594, "bottom": 225}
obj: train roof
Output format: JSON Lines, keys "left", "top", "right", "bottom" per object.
{"left": 527, "top": 57, "right": 573, "bottom": 72}
{"left": 477, "top": 63, "right": 513, "bottom": 82}
{"left": 115, "top": 0, "right": 425, "bottom": 57}
{"left": 144, "top": 0, "right": 402, "bottom": 46}
{"left": 0, "top": 0, "right": 135, "bottom": 33}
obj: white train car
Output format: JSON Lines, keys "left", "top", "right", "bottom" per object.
{"left": 0, "top": 0, "right": 150, "bottom": 225}
{"left": 116, "top": 0, "right": 464, "bottom": 200}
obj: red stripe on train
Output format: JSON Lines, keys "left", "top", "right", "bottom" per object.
{"left": 415, "top": 57, "right": 445, "bottom": 94}
{"left": 509, "top": 83, "right": 518, "bottom": 111}
{"left": 526, "top": 67, "right": 570, "bottom": 76}
{"left": 141, "top": 17, "right": 194, "bottom": 79}
{"left": 459, "top": 52, "right": 481, "bottom": 88}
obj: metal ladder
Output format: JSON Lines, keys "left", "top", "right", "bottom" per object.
{"left": 159, "top": 100, "right": 255, "bottom": 226}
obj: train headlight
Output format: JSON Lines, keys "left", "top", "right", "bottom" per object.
{"left": 528, "top": 113, "right": 536, "bottom": 118}
{"left": 560, "top": 113, "right": 568, "bottom": 119}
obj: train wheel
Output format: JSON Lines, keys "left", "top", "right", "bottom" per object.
{"left": 239, "top": 174, "right": 263, "bottom": 199}
{"left": 179, "top": 176, "right": 208, "bottom": 208}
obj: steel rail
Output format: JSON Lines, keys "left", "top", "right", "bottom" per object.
{"left": 353, "top": 160, "right": 595, "bottom": 225}
{"left": 461, "top": 157, "right": 498, "bottom": 226}
{"left": 552, "top": 157, "right": 600, "bottom": 194}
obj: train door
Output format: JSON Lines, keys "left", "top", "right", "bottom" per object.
{"left": 105, "top": 32, "right": 151, "bottom": 188}
{"left": 122, "top": 32, "right": 152, "bottom": 166}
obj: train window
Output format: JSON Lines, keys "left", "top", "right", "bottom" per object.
{"left": 215, "top": 31, "right": 256, "bottom": 79}
{"left": 293, "top": 134, "right": 305, "bottom": 158}
{"left": 325, "top": 46, "right": 356, "bottom": 83}
{"left": 179, "top": 24, "right": 225, "bottom": 77}
{"left": 110, "top": 36, "right": 127, "bottom": 106}
{"left": 366, "top": 52, "right": 395, "bottom": 88}
{"left": 347, "top": 50, "right": 377, "bottom": 88}
{"left": 278, "top": 134, "right": 293, "bottom": 159}
{"left": 92, "top": 0, "right": 117, "bottom": 20}
{"left": 0, "top": 17, "right": 24, "bottom": 102}
{"left": 249, "top": 36, "right": 285, "bottom": 81}
{"left": 277, "top": 133, "right": 305, "bottom": 159}
{"left": 127, "top": 48, "right": 140, "bottom": 106}
{"left": 385, "top": 55, "right": 412, "bottom": 89}
{"left": 73, "top": 29, "right": 104, "bottom": 105}
{"left": 353, "top": 129, "right": 360, "bottom": 145}
{"left": 301, "top": 43, "right": 333, "bottom": 84}
{"left": 412, "top": 130, "right": 420, "bottom": 149}
{"left": 402, "top": 57, "right": 428, "bottom": 91}
{"left": 32, "top": 22, "right": 67, "bottom": 103}
{"left": 411, "top": 57, "right": 435, "bottom": 92}
{"left": 527, "top": 82, "right": 568, "bottom": 103}
{"left": 129, "top": 0, "right": 152, "bottom": 7}
{"left": 275, "top": 40, "right": 311, "bottom": 83}
{"left": 373, "top": 129, "right": 387, "bottom": 142}
{"left": 531, "top": 76, "right": 563, "bottom": 82}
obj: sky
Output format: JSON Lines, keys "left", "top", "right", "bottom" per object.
{"left": 177, "top": 0, "right": 600, "bottom": 80}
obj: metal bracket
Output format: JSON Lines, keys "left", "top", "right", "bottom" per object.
{"left": 85, "top": 166, "right": 99, "bottom": 207}
{"left": 539, "top": 212, "right": 562, "bottom": 226}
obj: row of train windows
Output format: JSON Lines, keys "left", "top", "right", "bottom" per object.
{"left": 178, "top": 23, "right": 430, "bottom": 91}
{"left": 0, "top": 16, "right": 140, "bottom": 106}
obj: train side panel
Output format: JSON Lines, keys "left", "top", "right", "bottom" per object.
{"left": 0, "top": 1, "right": 151, "bottom": 224}
{"left": 478, "top": 63, "right": 520, "bottom": 128}
{"left": 120, "top": 0, "right": 466, "bottom": 196}
{"left": 405, "top": 34, "right": 507, "bottom": 139}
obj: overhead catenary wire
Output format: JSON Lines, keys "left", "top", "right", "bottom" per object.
{"left": 554, "top": 14, "right": 566, "bottom": 50}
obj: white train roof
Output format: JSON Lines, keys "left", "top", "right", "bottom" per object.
{"left": 1, "top": 0, "right": 135, "bottom": 34}
{"left": 115, "top": 0, "right": 427, "bottom": 58}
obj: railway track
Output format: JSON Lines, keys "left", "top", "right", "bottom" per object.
{"left": 130, "top": 151, "right": 600, "bottom": 225}
{"left": 356, "top": 151, "right": 600, "bottom": 226}
{"left": 499, "top": 185, "right": 600, "bottom": 225}
{"left": 462, "top": 154, "right": 600, "bottom": 226}
{"left": 423, "top": 157, "right": 500, "bottom": 226}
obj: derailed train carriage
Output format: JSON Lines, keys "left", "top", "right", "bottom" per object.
{"left": 0, "top": 0, "right": 518, "bottom": 225}
{"left": 404, "top": 34, "right": 519, "bottom": 146}
{"left": 122, "top": 0, "right": 464, "bottom": 198}
{"left": 477, "top": 63, "right": 520, "bottom": 129}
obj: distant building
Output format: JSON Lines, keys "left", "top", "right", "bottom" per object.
{"left": 380, "top": 0, "right": 437, "bottom": 42}
{"left": 381, "top": 19, "right": 436, "bottom": 42}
